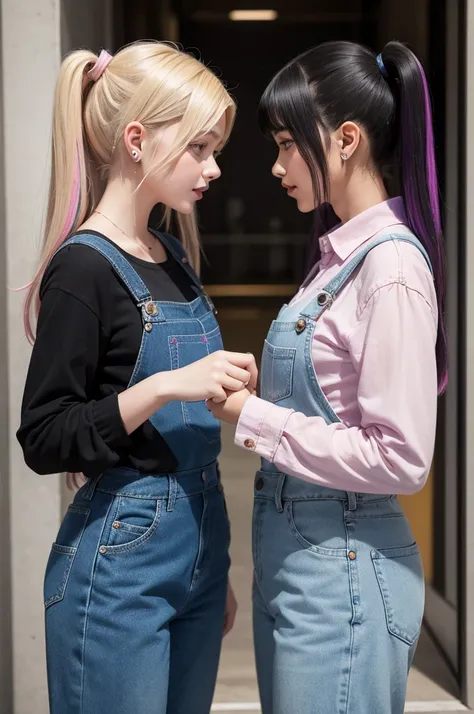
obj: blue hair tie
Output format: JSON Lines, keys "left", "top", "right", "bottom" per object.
{"left": 376, "top": 53, "right": 389, "bottom": 79}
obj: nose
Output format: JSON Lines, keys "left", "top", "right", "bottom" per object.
{"left": 203, "top": 155, "right": 221, "bottom": 182}
{"left": 272, "top": 159, "right": 286, "bottom": 179}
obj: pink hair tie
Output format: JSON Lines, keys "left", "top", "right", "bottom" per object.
{"left": 88, "top": 50, "right": 113, "bottom": 82}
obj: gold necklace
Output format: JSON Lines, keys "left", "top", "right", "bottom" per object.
{"left": 93, "top": 210, "right": 156, "bottom": 260}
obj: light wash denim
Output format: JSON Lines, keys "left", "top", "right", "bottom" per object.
{"left": 253, "top": 230, "right": 430, "bottom": 714}
{"left": 44, "top": 233, "right": 230, "bottom": 714}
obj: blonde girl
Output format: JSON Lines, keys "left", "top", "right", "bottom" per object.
{"left": 18, "top": 42, "right": 256, "bottom": 714}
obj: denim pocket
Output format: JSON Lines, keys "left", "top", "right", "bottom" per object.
{"left": 44, "top": 506, "right": 90, "bottom": 609}
{"left": 105, "top": 497, "right": 162, "bottom": 554}
{"left": 371, "top": 543, "right": 425, "bottom": 645}
{"left": 169, "top": 327, "right": 222, "bottom": 444}
{"left": 260, "top": 340, "right": 296, "bottom": 403}
{"left": 287, "top": 500, "right": 348, "bottom": 557}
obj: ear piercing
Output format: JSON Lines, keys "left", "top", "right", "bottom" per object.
{"left": 341, "top": 152, "right": 348, "bottom": 161}
{"left": 131, "top": 150, "right": 140, "bottom": 162}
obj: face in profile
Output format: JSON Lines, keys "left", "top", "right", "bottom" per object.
{"left": 270, "top": 127, "right": 348, "bottom": 214}
{"left": 140, "top": 113, "right": 226, "bottom": 214}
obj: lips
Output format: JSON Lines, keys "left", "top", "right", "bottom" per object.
{"left": 283, "top": 184, "right": 297, "bottom": 195}
{"left": 192, "top": 186, "right": 209, "bottom": 200}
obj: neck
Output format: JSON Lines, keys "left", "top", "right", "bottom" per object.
{"left": 95, "top": 170, "right": 156, "bottom": 241}
{"left": 332, "top": 167, "right": 389, "bottom": 224}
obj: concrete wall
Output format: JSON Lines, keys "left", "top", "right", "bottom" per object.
{"left": 0, "top": 6, "right": 12, "bottom": 712}
{"left": 0, "top": 3, "right": 62, "bottom": 711}
{"left": 0, "top": 2, "right": 113, "bottom": 712}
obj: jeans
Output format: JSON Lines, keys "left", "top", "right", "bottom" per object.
{"left": 252, "top": 471, "right": 424, "bottom": 714}
{"left": 44, "top": 463, "right": 230, "bottom": 714}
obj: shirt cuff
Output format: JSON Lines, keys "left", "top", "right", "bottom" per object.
{"left": 92, "top": 392, "right": 132, "bottom": 450}
{"left": 235, "top": 395, "right": 294, "bottom": 461}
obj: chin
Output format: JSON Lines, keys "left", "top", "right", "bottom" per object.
{"left": 168, "top": 200, "right": 194, "bottom": 215}
{"left": 296, "top": 198, "right": 314, "bottom": 213}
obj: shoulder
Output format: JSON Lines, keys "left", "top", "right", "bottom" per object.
{"left": 354, "top": 231, "right": 436, "bottom": 312}
{"left": 40, "top": 241, "right": 120, "bottom": 317}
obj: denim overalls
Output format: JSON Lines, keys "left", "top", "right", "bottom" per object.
{"left": 253, "top": 230, "right": 430, "bottom": 714}
{"left": 43, "top": 233, "right": 230, "bottom": 714}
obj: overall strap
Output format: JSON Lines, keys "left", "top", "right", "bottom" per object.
{"left": 57, "top": 233, "right": 152, "bottom": 305}
{"left": 155, "top": 230, "right": 218, "bottom": 314}
{"left": 154, "top": 230, "right": 203, "bottom": 293}
{"left": 300, "top": 230, "right": 433, "bottom": 319}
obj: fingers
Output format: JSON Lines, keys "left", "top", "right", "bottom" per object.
{"left": 223, "top": 612, "right": 235, "bottom": 637}
{"left": 244, "top": 353, "right": 258, "bottom": 390}
{"left": 223, "top": 601, "right": 237, "bottom": 636}
{"left": 223, "top": 351, "right": 258, "bottom": 390}
{"left": 221, "top": 375, "right": 245, "bottom": 392}
{"left": 223, "top": 351, "right": 256, "bottom": 369}
{"left": 66, "top": 471, "right": 86, "bottom": 491}
{"left": 66, "top": 472, "right": 76, "bottom": 491}
{"left": 209, "top": 385, "right": 227, "bottom": 404}
{"left": 225, "top": 364, "right": 251, "bottom": 387}
{"left": 223, "top": 586, "right": 238, "bottom": 636}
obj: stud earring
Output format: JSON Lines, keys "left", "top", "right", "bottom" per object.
{"left": 131, "top": 149, "right": 140, "bottom": 162}
{"left": 341, "top": 152, "right": 348, "bottom": 161}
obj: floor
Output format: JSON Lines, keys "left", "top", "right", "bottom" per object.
{"left": 213, "top": 425, "right": 467, "bottom": 714}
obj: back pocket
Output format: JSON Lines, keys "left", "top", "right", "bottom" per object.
{"left": 371, "top": 543, "right": 425, "bottom": 645}
{"left": 44, "top": 506, "right": 90, "bottom": 609}
{"left": 260, "top": 340, "right": 296, "bottom": 403}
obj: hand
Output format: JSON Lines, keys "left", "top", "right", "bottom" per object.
{"left": 163, "top": 351, "right": 258, "bottom": 404}
{"left": 223, "top": 581, "right": 238, "bottom": 637}
{"left": 208, "top": 386, "right": 255, "bottom": 425}
{"left": 66, "top": 472, "right": 87, "bottom": 491}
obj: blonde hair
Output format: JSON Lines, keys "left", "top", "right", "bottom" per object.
{"left": 24, "top": 41, "right": 236, "bottom": 343}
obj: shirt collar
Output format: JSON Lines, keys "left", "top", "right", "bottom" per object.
{"left": 319, "top": 197, "right": 407, "bottom": 261}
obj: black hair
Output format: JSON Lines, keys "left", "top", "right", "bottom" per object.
{"left": 258, "top": 40, "right": 447, "bottom": 393}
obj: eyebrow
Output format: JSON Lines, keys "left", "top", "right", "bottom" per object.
{"left": 192, "top": 128, "right": 225, "bottom": 150}
{"left": 207, "top": 129, "right": 223, "bottom": 141}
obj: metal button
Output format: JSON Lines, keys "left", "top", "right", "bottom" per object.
{"left": 99, "top": 546, "right": 107, "bottom": 554}
{"left": 145, "top": 323, "right": 153, "bottom": 332}
{"left": 112, "top": 521, "right": 120, "bottom": 529}
{"left": 145, "top": 301, "right": 158, "bottom": 315}
{"left": 255, "top": 478, "right": 264, "bottom": 491}
{"left": 348, "top": 551, "right": 357, "bottom": 560}
{"left": 244, "top": 438, "right": 255, "bottom": 449}
{"left": 295, "top": 318, "right": 307, "bottom": 333}
{"left": 317, "top": 291, "right": 332, "bottom": 307}
{"left": 181, "top": 257, "right": 188, "bottom": 264}
{"left": 145, "top": 302, "right": 158, "bottom": 316}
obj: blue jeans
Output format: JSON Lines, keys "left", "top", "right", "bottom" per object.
{"left": 252, "top": 471, "right": 424, "bottom": 714}
{"left": 44, "top": 463, "right": 230, "bottom": 713}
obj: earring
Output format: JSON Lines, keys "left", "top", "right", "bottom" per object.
{"left": 341, "top": 152, "right": 348, "bottom": 161}
{"left": 131, "top": 149, "right": 140, "bottom": 162}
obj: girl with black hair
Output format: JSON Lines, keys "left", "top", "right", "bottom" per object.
{"left": 210, "top": 41, "right": 445, "bottom": 713}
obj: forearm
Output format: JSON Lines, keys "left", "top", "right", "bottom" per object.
{"left": 118, "top": 372, "right": 171, "bottom": 434}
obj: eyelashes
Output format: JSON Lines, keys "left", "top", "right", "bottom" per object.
{"left": 189, "top": 143, "right": 222, "bottom": 158}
